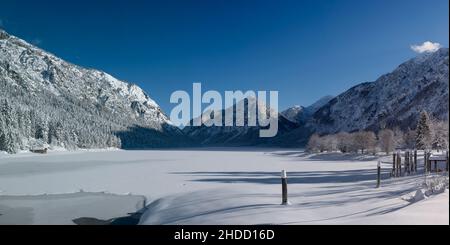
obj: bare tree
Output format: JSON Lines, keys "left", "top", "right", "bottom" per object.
{"left": 352, "top": 132, "right": 365, "bottom": 153}
{"left": 352, "top": 131, "right": 376, "bottom": 154}
{"left": 402, "top": 129, "right": 416, "bottom": 149}
{"left": 378, "top": 129, "right": 394, "bottom": 154}
{"left": 322, "top": 134, "right": 338, "bottom": 152}
{"left": 318, "top": 136, "right": 330, "bottom": 152}
{"left": 336, "top": 132, "right": 352, "bottom": 153}
{"left": 306, "top": 134, "right": 321, "bottom": 153}
{"left": 365, "top": 131, "right": 377, "bottom": 154}
{"left": 393, "top": 127, "right": 405, "bottom": 149}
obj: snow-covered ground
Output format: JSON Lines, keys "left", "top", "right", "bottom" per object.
{"left": 0, "top": 149, "right": 448, "bottom": 225}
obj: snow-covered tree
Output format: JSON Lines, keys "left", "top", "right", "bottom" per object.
{"left": 393, "top": 127, "right": 405, "bottom": 149}
{"left": 322, "top": 134, "right": 338, "bottom": 152}
{"left": 336, "top": 132, "right": 352, "bottom": 153}
{"left": 430, "top": 119, "right": 449, "bottom": 150}
{"left": 0, "top": 99, "right": 18, "bottom": 153}
{"left": 378, "top": 129, "right": 394, "bottom": 154}
{"left": 306, "top": 134, "right": 321, "bottom": 152}
{"left": 352, "top": 131, "right": 376, "bottom": 154}
{"left": 415, "top": 111, "right": 432, "bottom": 150}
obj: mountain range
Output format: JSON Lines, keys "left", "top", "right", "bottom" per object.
{"left": 182, "top": 96, "right": 299, "bottom": 146}
{"left": 182, "top": 48, "right": 449, "bottom": 146}
{"left": 0, "top": 29, "right": 448, "bottom": 152}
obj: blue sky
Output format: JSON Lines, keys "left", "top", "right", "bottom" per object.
{"left": 1, "top": 0, "right": 448, "bottom": 113}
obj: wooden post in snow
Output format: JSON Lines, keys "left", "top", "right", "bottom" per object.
{"left": 376, "top": 161, "right": 381, "bottom": 188}
{"left": 424, "top": 151, "right": 427, "bottom": 173}
{"left": 397, "top": 152, "right": 402, "bottom": 177}
{"left": 392, "top": 153, "right": 396, "bottom": 177}
{"left": 281, "top": 170, "right": 288, "bottom": 205}
{"left": 427, "top": 151, "right": 431, "bottom": 173}
{"left": 446, "top": 150, "right": 449, "bottom": 172}
{"left": 405, "top": 151, "right": 410, "bottom": 175}
{"left": 414, "top": 150, "right": 417, "bottom": 173}
{"left": 424, "top": 151, "right": 429, "bottom": 174}
{"left": 408, "top": 151, "right": 411, "bottom": 173}
{"left": 408, "top": 151, "right": 411, "bottom": 174}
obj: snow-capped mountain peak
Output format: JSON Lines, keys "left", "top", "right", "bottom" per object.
{"left": 183, "top": 96, "right": 298, "bottom": 146}
{"left": 281, "top": 95, "right": 334, "bottom": 124}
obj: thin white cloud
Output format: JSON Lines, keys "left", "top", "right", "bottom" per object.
{"left": 411, "top": 41, "right": 442, "bottom": 53}
{"left": 32, "top": 38, "right": 43, "bottom": 45}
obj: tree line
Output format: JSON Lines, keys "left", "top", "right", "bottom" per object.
{"left": 307, "top": 111, "right": 449, "bottom": 154}
{"left": 0, "top": 73, "right": 183, "bottom": 154}
{"left": 0, "top": 75, "right": 130, "bottom": 153}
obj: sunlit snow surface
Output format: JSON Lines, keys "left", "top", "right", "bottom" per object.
{"left": 0, "top": 149, "right": 448, "bottom": 225}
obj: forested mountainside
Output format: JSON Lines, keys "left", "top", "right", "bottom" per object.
{"left": 310, "top": 48, "right": 449, "bottom": 134}
{"left": 271, "top": 49, "right": 449, "bottom": 147}
{"left": 0, "top": 29, "right": 186, "bottom": 153}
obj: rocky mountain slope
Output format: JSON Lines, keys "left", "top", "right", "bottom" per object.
{"left": 183, "top": 49, "right": 449, "bottom": 147}
{"left": 310, "top": 48, "right": 449, "bottom": 134}
{"left": 0, "top": 29, "right": 186, "bottom": 153}
{"left": 281, "top": 95, "right": 334, "bottom": 124}
{"left": 182, "top": 96, "right": 299, "bottom": 146}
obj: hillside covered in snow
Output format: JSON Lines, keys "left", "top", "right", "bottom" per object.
{"left": 310, "top": 48, "right": 449, "bottom": 134}
{"left": 281, "top": 95, "right": 334, "bottom": 124}
{"left": 0, "top": 29, "right": 186, "bottom": 153}
{"left": 182, "top": 96, "right": 299, "bottom": 146}
{"left": 274, "top": 48, "right": 449, "bottom": 146}
{"left": 185, "top": 49, "right": 449, "bottom": 147}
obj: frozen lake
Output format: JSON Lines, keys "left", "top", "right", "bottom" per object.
{"left": 0, "top": 149, "right": 448, "bottom": 225}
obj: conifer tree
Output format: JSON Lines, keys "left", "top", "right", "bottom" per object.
{"left": 415, "top": 111, "right": 432, "bottom": 150}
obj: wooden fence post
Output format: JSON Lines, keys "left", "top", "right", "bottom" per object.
{"left": 424, "top": 151, "right": 430, "bottom": 174}
{"left": 281, "top": 170, "right": 288, "bottom": 205}
{"left": 392, "top": 153, "right": 396, "bottom": 177}
{"left": 397, "top": 152, "right": 402, "bottom": 177}
{"left": 446, "top": 150, "right": 449, "bottom": 172}
{"left": 414, "top": 150, "right": 417, "bottom": 173}
{"left": 424, "top": 151, "right": 427, "bottom": 173}
{"left": 404, "top": 151, "right": 407, "bottom": 175}
{"left": 405, "top": 151, "right": 410, "bottom": 175}
{"left": 395, "top": 152, "right": 398, "bottom": 177}
{"left": 428, "top": 151, "right": 432, "bottom": 173}
{"left": 376, "top": 161, "right": 381, "bottom": 188}
{"left": 408, "top": 151, "right": 412, "bottom": 174}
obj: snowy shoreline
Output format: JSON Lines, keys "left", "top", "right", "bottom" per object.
{"left": 0, "top": 149, "right": 448, "bottom": 225}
